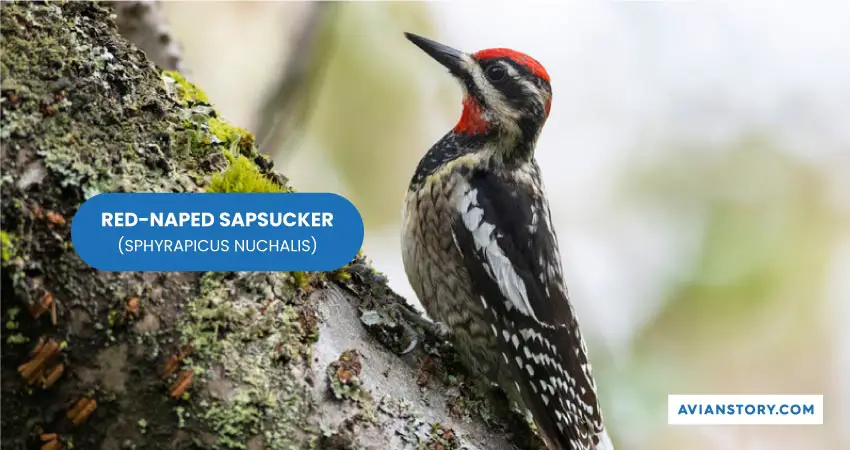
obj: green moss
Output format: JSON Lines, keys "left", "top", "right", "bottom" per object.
{"left": 5, "top": 333, "right": 29, "bottom": 344}
{"left": 208, "top": 154, "right": 288, "bottom": 194}
{"left": 162, "top": 70, "right": 210, "bottom": 104}
{"left": 328, "top": 265, "right": 352, "bottom": 282}
{"left": 107, "top": 309, "right": 121, "bottom": 327}
{"left": 208, "top": 117, "right": 255, "bottom": 153}
{"left": 176, "top": 125, "right": 214, "bottom": 160}
{"left": 1, "top": 231, "right": 15, "bottom": 262}
{"left": 291, "top": 271, "right": 309, "bottom": 289}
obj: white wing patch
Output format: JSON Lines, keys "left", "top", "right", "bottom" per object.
{"left": 456, "top": 186, "right": 538, "bottom": 320}
{"left": 529, "top": 204, "right": 539, "bottom": 234}
{"left": 454, "top": 176, "right": 610, "bottom": 450}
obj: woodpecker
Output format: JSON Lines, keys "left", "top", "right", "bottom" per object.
{"left": 400, "top": 33, "right": 613, "bottom": 450}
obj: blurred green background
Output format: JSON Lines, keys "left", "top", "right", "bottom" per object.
{"left": 162, "top": 1, "right": 849, "bottom": 449}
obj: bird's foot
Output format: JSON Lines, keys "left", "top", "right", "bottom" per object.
{"left": 385, "top": 302, "right": 452, "bottom": 355}
{"left": 392, "top": 304, "right": 452, "bottom": 341}
{"left": 360, "top": 301, "right": 452, "bottom": 355}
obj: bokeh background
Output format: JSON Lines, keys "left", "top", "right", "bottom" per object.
{"left": 161, "top": 1, "right": 849, "bottom": 449}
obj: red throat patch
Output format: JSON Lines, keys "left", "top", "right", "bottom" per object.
{"left": 473, "top": 48, "right": 550, "bottom": 83}
{"left": 453, "top": 95, "right": 489, "bottom": 135}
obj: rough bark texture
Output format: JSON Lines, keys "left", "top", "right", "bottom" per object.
{"left": 0, "top": 2, "right": 541, "bottom": 450}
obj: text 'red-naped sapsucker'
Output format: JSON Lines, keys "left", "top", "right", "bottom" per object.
{"left": 400, "top": 33, "right": 614, "bottom": 450}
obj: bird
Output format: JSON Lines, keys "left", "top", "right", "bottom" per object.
{"left": 400, "top": 32, "right": 614, "bottom": 450}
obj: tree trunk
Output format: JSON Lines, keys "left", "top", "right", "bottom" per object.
{"left": 0, "top": 2, "right": 540, "bottom": 449}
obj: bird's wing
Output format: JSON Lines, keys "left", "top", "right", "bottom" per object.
{"left": 451, "top": 169, "right": 607, "bottom": 450}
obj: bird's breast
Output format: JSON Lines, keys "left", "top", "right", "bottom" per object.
{"left": 401, "top": 172, "right": 480, "bottom": 321}
{"left": 401, "top": 175, "right": 506, "bottom": 385}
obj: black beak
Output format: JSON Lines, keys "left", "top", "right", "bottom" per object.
{"left": 404, "top": 32, "right": 466, "bottom": 77}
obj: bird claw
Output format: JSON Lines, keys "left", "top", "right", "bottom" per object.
{"left": 396, "top": 336, "right": 416, "bottom": 355}
{"left": 385, "top": 302, "right": 452, "bottom": 355}
{"left": 428, "top": 321, "right": 453, "bottom": 341}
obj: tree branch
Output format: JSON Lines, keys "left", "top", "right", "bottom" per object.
{"left": 0, "top": 2, "right": 541, "bottom": 450}
{"left": 254, "top": 2, "right": 340, "bottom": 160}
{"left": 111, "top": 0, "right": 185, "bottom": 72}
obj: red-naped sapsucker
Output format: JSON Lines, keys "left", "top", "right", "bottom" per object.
{"left": 401, "top": 32, "right": 613, "bottom": 450}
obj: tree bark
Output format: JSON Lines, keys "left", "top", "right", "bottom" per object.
{"left": 0, "top": 2, "right": 540, "bottom": 450}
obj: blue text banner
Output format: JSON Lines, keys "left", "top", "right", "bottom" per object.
{"left": 71, "top": 193, "right": 365, "bottom": 272}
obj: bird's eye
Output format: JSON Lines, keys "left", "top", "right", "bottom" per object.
{"left": 485, "top": 65, "right": 507, "bottom": 82}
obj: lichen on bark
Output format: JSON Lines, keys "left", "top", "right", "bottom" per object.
{"left": 1, "top": 2, "right": 542, "bottom": 450}
{"left": 1, "top": 2, "right": 318, "bottom": 449}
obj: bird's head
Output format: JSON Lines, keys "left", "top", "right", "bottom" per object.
{"left": 405, "top": 32, "right": 552, "bottom": 148}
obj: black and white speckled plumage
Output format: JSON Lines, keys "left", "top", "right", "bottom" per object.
{"left": 401, "top": 33, "right": 613, "bottom": 450}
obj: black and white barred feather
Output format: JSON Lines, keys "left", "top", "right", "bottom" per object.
{"left": 451, "top": 164, "right": 613, "bottom": 450}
